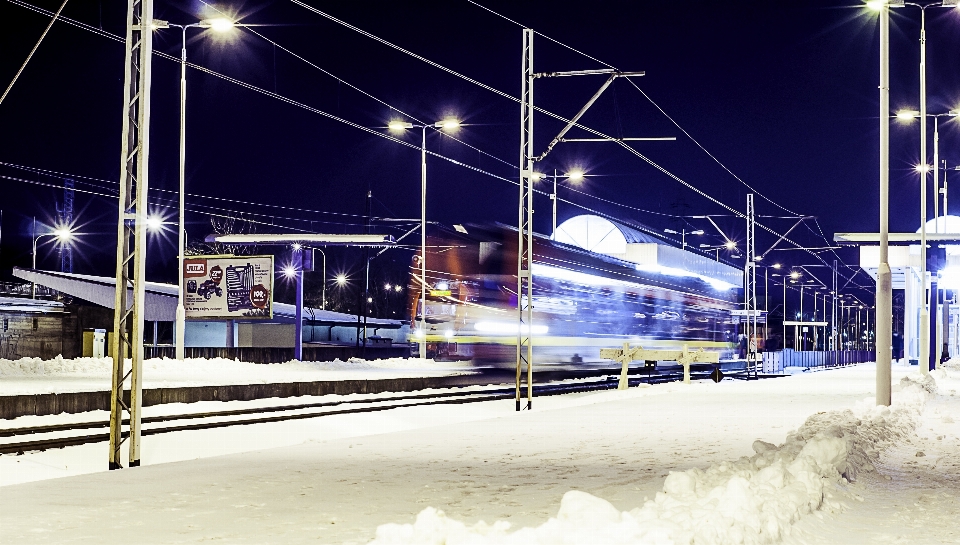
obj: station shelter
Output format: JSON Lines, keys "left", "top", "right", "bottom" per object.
{"left": 835, "top": 215, "right": 960, "bottom": 364}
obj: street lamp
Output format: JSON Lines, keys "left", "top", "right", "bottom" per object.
{"left": 539, "top": 169, "right": 585, "bottom": 240}
{"left": 699, "top": 240, "right": 736, "bottom": 261}
{"left": 388, "top": 118, "right": 461, "bottom": 358}
{"left": 32, "top": 227, "right": 73, "bottom": 298}
{"left": 664, "top": 228, "right": 704, "bottom": 250}
{"left": 152, "top": 17, "right": 237, "bottom": 360}
{"left": 897, "top": 110, "right": 959, "bottom": 232}
{"left": 881, "top": 0, "right": 960, "bottom": 374}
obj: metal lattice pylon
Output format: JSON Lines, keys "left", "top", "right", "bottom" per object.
{"left": 108, "top": 0, "right": 155, "bottom": 470}
{"left": 516, "top": 28, "right": 535, "bottom": 411}
{"left": 745, "top": 194, "right": 758, "bottom": 376}
{"left": 57, "top": 179, "right": 74, "bottom": 273}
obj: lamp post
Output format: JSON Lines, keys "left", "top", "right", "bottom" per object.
{"left": 664, "top": 228, "right": 704, "bottom": 250}
{"left": 388, "top": 118, "right": 460, "bottom": 358}
{"left": 699, "top": 240, "right": 737, "bottom": 261}
{"left": 897, "top": 110, "right": 959, "bottom": 231}
{"left": 314, "top": 248, "right": 326, "bottom": 309}
{"left": 889, "top": 0, "right": 960, "bottom": 375}
{"left": 548, "top": 169, "right": 584, "bottom": 240}
{"left": 154, "top": 17, "right": 237, "bottom": 360}
{"left": 31, "top": 228, "right": 73, "bottom": 298}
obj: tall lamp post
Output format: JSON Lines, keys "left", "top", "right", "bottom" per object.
{"left": 31, "top": 228, "right": 73, "bottom": 298}
{"left": 153, "top": 17, "right": 237, "bottom": 360}
{"left": 388, "top": 118, "right": 460, "bottom": 358}
{"left": 884, "top": 0, "right": 960, "bottom": 376}
{"left": 547, "top": 169, "right": 584, "bottom": 239}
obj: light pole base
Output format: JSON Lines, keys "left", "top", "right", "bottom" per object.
{"left": 175, "top": 304, "right": 186, "bottom": 360}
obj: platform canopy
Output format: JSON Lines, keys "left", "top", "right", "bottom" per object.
{"left": 834, "top": 214, "right": 960, "bottom": 245}
{"left": 835, "top": 215, "right": 960, "bottom": 289}
{"left": 205, "top": 234, "right": 396, "bottom": 246}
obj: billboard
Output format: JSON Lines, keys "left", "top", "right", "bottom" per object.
{"left": 183, "top": 255, "right": 274, "bottom": 319}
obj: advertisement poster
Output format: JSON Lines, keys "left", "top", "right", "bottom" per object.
{"left": 183, "top": 255, "right": 273, "bottom": 319}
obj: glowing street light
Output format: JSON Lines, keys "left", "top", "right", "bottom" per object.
{"left": 664, "top": 228, "right": 704, "bottom": 250}
{"left": 145, "top": 215, "right": 164, "bottom": 232}
{"left": 335, "top": 274, "right": 348, "bottom": 287}
{"left": 201, "top": 17, "right": 235, "bottom": 32}
{"left": 387, "top": 117, "right": 461, "bottom": 357}
{"left": 32, "top": 226, "right": 74, "bottom": 298}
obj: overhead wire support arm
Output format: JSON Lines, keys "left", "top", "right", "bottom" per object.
{"left": 535, "top": 74, "right": 616, "bottom": 162}
{"left": 757, "top": 216, "right": 813, "bottom": 260}
{"left": 560, "top": 137, "right": 676, "bottom": 142}
{"left": 534, "top": 69, "right": 645, "bottom": 78}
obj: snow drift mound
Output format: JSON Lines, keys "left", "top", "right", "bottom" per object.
{"left": 370, "top": 376, "right": 934, "bottom": 545}
{"left": 0, "top": 355, "right": 444, "bottom": 378}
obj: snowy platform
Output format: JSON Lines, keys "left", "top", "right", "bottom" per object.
{"left": 1, "top": 361, "right": 958, "bottom": 544}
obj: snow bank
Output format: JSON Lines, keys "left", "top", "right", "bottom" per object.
{"left": 371, "top": 373, "right": 935, "bottom": 545}
{"left": 0, "top": 355, "right": 453, "bottom": 377}
{"left": 0, "top": 355, "right": 470, "bottom": 395}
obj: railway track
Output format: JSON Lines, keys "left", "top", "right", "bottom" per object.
{"left": 0, "top": 364, "right": 751, "bottom": 456}
{"left": 0, "top": 375, "right": 651, "bottom": 455}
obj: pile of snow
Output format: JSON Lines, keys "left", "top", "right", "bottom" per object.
{"left": 370, "top": 372, "right": 936, "bottom": 545}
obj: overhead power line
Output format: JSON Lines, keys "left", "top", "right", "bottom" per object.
{"left": 8, "top": 0, "right": 858, "bottom": 288}
{"left": 0, "top": 0, "right": 69, "bottom": 107}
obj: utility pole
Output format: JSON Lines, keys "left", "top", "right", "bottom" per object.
{"left": 745, "top": 194, "right": 758, "bottom": 377}
{"left": 517, "top": 28, "right": 535, "bottom": 411}
{"left": 108, "top": 0, "right": 155, "bottom": 469}
{"left": 515, "top": 30, "right": 645, "bottom": 409}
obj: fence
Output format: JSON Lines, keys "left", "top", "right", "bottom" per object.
{"left": 761, "top": 349, "right": 875, "bottom": 374}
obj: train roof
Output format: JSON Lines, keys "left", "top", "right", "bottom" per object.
{"left": 435, "top": 222, "right": 740, "bottom": 304}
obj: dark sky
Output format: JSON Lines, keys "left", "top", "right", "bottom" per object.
{"left": 2, "top": 0, "right": 958, "bottom": 305}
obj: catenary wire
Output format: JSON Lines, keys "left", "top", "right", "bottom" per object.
{"left": 8, "top": 0, "right": 863, "bottom": 292}
{"left": 0, "top": 0, "right": 69, "bottom": 106}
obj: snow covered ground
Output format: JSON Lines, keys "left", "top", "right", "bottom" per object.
{"left": 0, "top": 361, "right": 957, "bottom": 544}
{"left": 0, "top": 355, "right": 472, "bottom": 395}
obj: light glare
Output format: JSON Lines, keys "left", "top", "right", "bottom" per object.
{"left": 145, "top": 215, "right": 163, "bottom": 232}
{"left": 437, "top": 119, "right": 460, "bottom": 130}
{"left": 203, "top": 18, "right": 235, "bottom": 32}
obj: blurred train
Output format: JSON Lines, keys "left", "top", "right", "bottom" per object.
{"left": 408, "top": 220, "right": 741, "bottom": 366}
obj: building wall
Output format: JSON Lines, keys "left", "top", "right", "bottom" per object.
{"left": 0, "top": 311, "right": 80, "bottom": 359}
{"left": 238, "top": 323, "right": 296, "bottom": 347}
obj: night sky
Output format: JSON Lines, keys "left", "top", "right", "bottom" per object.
{"left": 2, "top": 0, "right": 958, "bottom": 309}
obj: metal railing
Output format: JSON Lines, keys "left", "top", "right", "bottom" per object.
{"left": 761, "top": 349, "right": 874, "bottom": 374}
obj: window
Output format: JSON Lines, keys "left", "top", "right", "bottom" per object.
{"left": 33, "top": 318, "right": 39, "bottom": 330}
